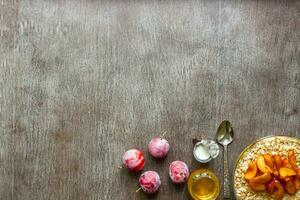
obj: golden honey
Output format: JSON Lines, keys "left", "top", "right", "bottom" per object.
{"left": 188, "top": 169, "right": 220, "bottom": 200}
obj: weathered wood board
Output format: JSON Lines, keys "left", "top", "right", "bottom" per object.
{"left": 0, "top": 0, "right": 299, "bottom": 199}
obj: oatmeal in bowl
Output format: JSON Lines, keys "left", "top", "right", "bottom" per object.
{"left": 234, "top": 136, "right": 300, "bottom": 200}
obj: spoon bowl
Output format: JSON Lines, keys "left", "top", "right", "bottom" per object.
{"left": 216, "top": 120, "right": 234, "bottom": 146}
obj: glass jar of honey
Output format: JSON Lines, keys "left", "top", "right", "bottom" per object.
{"left": 187, "top": 169, "right": 220, "bottom": 200}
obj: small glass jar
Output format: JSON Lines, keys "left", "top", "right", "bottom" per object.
{"left": 188, "top": 169, "right": 220, "bottom": 200}
{"left": 193, "top": 139, "right": 219, "bottom": 163}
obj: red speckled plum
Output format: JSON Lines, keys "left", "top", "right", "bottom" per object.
{"left": 122, "top": 149, "right": 145, "bottom": 172}
{"left": 148, "top": 137, "right": 170, "bottom": 158}
{"left": 169, "top": 160, "right": 189, "bottom": 183}
{"left": 139, "top": 171, "right": 161, "bottom": 194}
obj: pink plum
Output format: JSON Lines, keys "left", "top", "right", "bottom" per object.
{"left": 148, "top": 137, "right": 170, "bottom": 158}
{"left": 122, "top": 149, "right": 145, "bottom": 172}
{"left": 139, "top": 171, "right": 161, "bottom": 194}
{"left": 169, "top": 160, "right": 189, "bottom": 184}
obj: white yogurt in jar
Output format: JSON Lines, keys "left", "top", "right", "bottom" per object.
{"left": 194, "top": 144, "right": 210, "bottom": 160}
{"left": 193, "top": 139, "right": 219, "bottom": 163}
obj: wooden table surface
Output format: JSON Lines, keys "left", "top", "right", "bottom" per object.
{"left": 1, "top": 0, "right": 299, "bottom": 200}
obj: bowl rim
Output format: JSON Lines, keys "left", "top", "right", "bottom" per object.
{"left": 233, "top": 135, "right": 300, "bottom": 200}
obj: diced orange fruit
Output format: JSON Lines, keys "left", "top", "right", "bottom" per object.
{"left": 248, "top": 180, "right": 266, "bottom": 192}
{"left": 251, "top": 173, "right": 272, "bottom": 184}
{"left": 284, "top": 180, "right": 296, "bottom": 195}
{"left": 264, "top": 154, "right": 275, "bottom": 169}
{"left": 282, "top": 158, "right": 292, "bottom": 169}
{"left": 288, "top": 150, "right": 297, "bottom": 170}
{"left": 297, "top": 168, "right": 300, "bottom": 179}
{"left": 266, "top": 178, "right": 276, "bottom": 194}
{"left": 293, "top": 177, "right": 300, "bottom": 190}
{"left": 244, "top": 150, "right": 300, "bottom": 199}
{"left": 279, "top": 167, "right": 297, "bottom": 178}
{"left": 257, "top": 155, "right": 273, "bottom": 173}
{"left": 244, "top": 160, "right": 258, "bottom": 180}
{"left": 274, "top": 180, "right": 284, "bottom": 200}
{"left": 273, "top": 155, "right": 283, "bottom": 170}
{"left": 257, "top": 170, "right": 264, "bottom": 176}
{"left": 284, "top": 176, "right": 292, "bottom": 183}
{"left": 277, "top": 175, "right": 293, "bottom": 185}
{"left": 273, "top": 170, "right": 279, "bottom": 177}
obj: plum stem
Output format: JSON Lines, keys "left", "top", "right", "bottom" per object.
{"left": 118, "top": 165, "right": 123, "bottom": 169}
{"left": 135, "top": 187, "right": 142, "bottom": 193}
{"left": 160, "top": 131, "right": 167, "bottom": 138}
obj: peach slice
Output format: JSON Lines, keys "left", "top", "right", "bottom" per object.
{"left": 288, "top": 150, "right": 297, "bottom": 170}
{"left": 277, "top": 175, "right": 293, "bottom": 185}
{"left": 297, "top": 168, "right": 300, "bottom": 179}
{"left": 282, "top": 158, "right": 292, "bottom": 169}
{"left": 279, "top": 167, "right": 297, "bottom": 178}
{"left": 274, "top": 180, "right": 284, "bottom": 200}
{"left": 293, "top": 177, "right": 300, "bottom": 190}
{"left": 266, "top": 178, "right": 276, "bottom": 194}
{"left": 273, "top": 170, "right": 279, "bottom": 177}
{"left": 273, "top": 155, "right": 283, "bottom": 170}
{"left": 257, "top": 170, "right": 264, "bottom": 176}
{"left": 244, "top": 161, "right": 258, "bottom": 180}
{"left": 285, "top": 179, "right": 296, "bottom": 195}
{"left": 251, "top": 173, "right": 272, "bottom": 184}
{"left": 285, "top": 176, "right": 293, "bottom": 182}
{"left": 248, "top": 180, "right": 266, "bottom": 192}
{"left": 257, "top": 155, "right": 273, "bottom": 173}
{"left": 264, "top": 154, "right": 275, "bottom": 169}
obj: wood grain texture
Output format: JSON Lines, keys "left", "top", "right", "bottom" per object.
{"left": 0, "top": 0, "right": 299, "bottom": 199}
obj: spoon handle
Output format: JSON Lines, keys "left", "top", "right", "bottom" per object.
{"left": 224, "top": 145, "right": 230, "bottom": 199}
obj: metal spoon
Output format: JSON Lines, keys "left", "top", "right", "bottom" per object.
{"left": 216, "top": 120, "right": 234, "bottom": 200}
